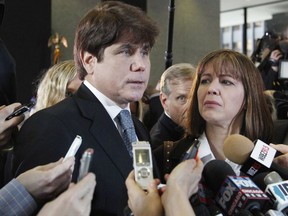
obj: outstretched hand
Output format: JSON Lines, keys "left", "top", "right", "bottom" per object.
{"left": 125, "top": 170, "right": 163, "bottom": 216}
{"left": 17, "top": 157, "right": 75, "bottom": 201}
{"left": 0, "top": 103, "right": 25, "bottom": 147}
{"left": 37, "top": 172, "right": 96, "bottom": 216}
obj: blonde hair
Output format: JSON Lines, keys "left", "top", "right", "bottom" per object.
{"left": 32, "top": 60, "right": 77, "bottom": 114}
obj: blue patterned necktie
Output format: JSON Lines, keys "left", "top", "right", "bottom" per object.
{"left": 116, "top": 110, "right": 137, "bottom": 157}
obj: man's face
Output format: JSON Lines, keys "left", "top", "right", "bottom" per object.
{"left": 160, "top": 79, "right": 193, "bottom": 126}
{"left": 86, "top": 42, "right": 151, "bottom": 108}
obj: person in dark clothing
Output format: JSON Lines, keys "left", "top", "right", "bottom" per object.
{"left": 251, "top": 31, "right": 288, "bottom": 120}
{"left": 251, "top": 31, "right": 288, "bottom": 93}
{"left": 142, "top": 84, "right": 164, "bottom": 131}
{"left": 150, "top": 63, "right": 195, "bottom": 150}
{"left": 0, "top": 0, "right": 17, "bottom": 105}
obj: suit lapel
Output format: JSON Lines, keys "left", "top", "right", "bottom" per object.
{"left": 74, "top": 85, "right": 133, "bottom": 179}
{"left": 132, "top": 115, "right": 150, "bottom": 142}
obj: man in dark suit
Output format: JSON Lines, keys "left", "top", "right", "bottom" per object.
{"left": 12, "top": 1, "right": 159, "bottom": 215}
{"left": 142, "top": 84, "right": 163, "bottom": 131}
{"left": 0, "top": 0, "right": 17, "bottom": 105}
{"left": 150, "top": 63, "right": 195, "bottom": 150}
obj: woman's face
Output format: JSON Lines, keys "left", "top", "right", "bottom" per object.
{"left": 197, "top": 64, "right": 245, "bottom": 127}
{"left": 66, "top": 76, "right": 83, "bottom": 96}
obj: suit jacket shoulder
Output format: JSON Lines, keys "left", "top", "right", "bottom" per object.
{"left": 150, "top": 113, "right": 184, "bottom": 150}
{"left": 12, "top": 84, "right": 152, "bottom": 215}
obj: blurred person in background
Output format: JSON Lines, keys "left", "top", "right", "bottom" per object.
{"left": 150, "top": 63, "right": 196, "bottom": 150}
{"left": 0, "top": 0, "right": 17, "bottom": 106}
{"left": 30, "top": 60, "right": 82, "bottom": 115}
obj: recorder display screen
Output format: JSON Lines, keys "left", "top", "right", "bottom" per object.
{"left": 280, "top": 61, "right": 288, "bottom": 79}
{"left": 135, "top": 149, "right": 150, "bottom": 166}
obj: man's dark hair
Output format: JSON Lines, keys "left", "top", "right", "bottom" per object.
{"left": 74, "top": 1, "right": 159, "bottom": 80}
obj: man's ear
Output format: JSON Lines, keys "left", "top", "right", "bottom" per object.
{"left": 81, "top": 51, "right": 96, "bottom": 75}
{"left": 160, "top": 92, "right": 168, "bottom": 110}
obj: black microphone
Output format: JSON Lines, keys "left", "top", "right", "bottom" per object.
{"left": 235, "top": 209, "right": 254, "bottom": 216}
{"left": 207, "top": 204, "right": 224, "bottom": 216}
{"left": 202, "top": 159, "right": 236, "bottom": 193}
{"left": 203, "top": 160, "right": 269, "bottom": 216}
{"left": 252, "top": 172, "right": 272, "bottom": 191}
{"left": 196, "top": 179, "right": 224, "bottom": 216}
{"left": 223, "top": 134, "right": 288, "bottom": 180}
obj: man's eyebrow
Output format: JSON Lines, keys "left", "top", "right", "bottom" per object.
{"left": 142, "top": 43, "right": 151, "bottom": 50}
{"left": 118, "top": 43, "right": 133, "bottom": 49}
{"left": 116, "top": 43, "right": 151, "bottom": 52}
{"left": 112, "top": 43, "right": 133, "bottom": 54}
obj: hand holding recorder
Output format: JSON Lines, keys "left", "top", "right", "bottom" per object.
{"left": 181, "top": 139, "right": 200, "bottom": 161}
{"left": 125, "top": 170, "right": 163, "bottom": 216}
{"left": 5, "top": 101, "right": 35, "bottom": 121}
{"left": 63, "top": 135, "right": 94, "bottom": 182}
{"left": 125, "top": 158, "right": 203, "bottom": 216}
{"left": 132, "top": 141, "right": 154, "bottom": 190}
{"left": 0, "top": 103, "right": 25, "bottom": 147}
{"left": 16, "top": 157, "right": 75, "bottom": 202}
{"left": 37, "top": 173, "right": 96, "bottom": 216}
{"left": 161, "top": 158, "right": 203, "bottom": 216}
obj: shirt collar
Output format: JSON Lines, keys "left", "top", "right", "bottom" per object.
{"left": 83, "top": 80, "right": 130, "bottom": 121}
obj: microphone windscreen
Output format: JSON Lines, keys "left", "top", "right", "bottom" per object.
{"left": 202, "top": 159, "right": 236, "bottom": 193}
{"left": 264, "top": 171, "right": 283, "bottom": 185}
{"left": 252, "top": 171, "right": 284, "bottom": 191}
{"left": 223, "top": 134, "right": 254, "bottom": 165}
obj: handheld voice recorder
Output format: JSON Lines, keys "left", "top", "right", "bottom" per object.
{"left": 182, "top": 139, "right": 200, "bottom": 161}
{"left": 64, "top": 135, "right": 82, "bottom": 161}
{"left": 5, "top": 101, "right": 36, "bottom": 121}
{"left": 78, "top": 148, "right": 94, "bottom": 182}
{"left": 132, "top": 141, "right": 153, "bottom": 190}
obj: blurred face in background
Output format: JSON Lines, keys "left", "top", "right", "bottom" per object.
{"left": 161, "top": 79, "right": 193, "bottom": 126}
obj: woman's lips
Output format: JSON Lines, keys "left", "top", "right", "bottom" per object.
{"left": 204, "top": 100, "right": 221, "bottom": 106}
